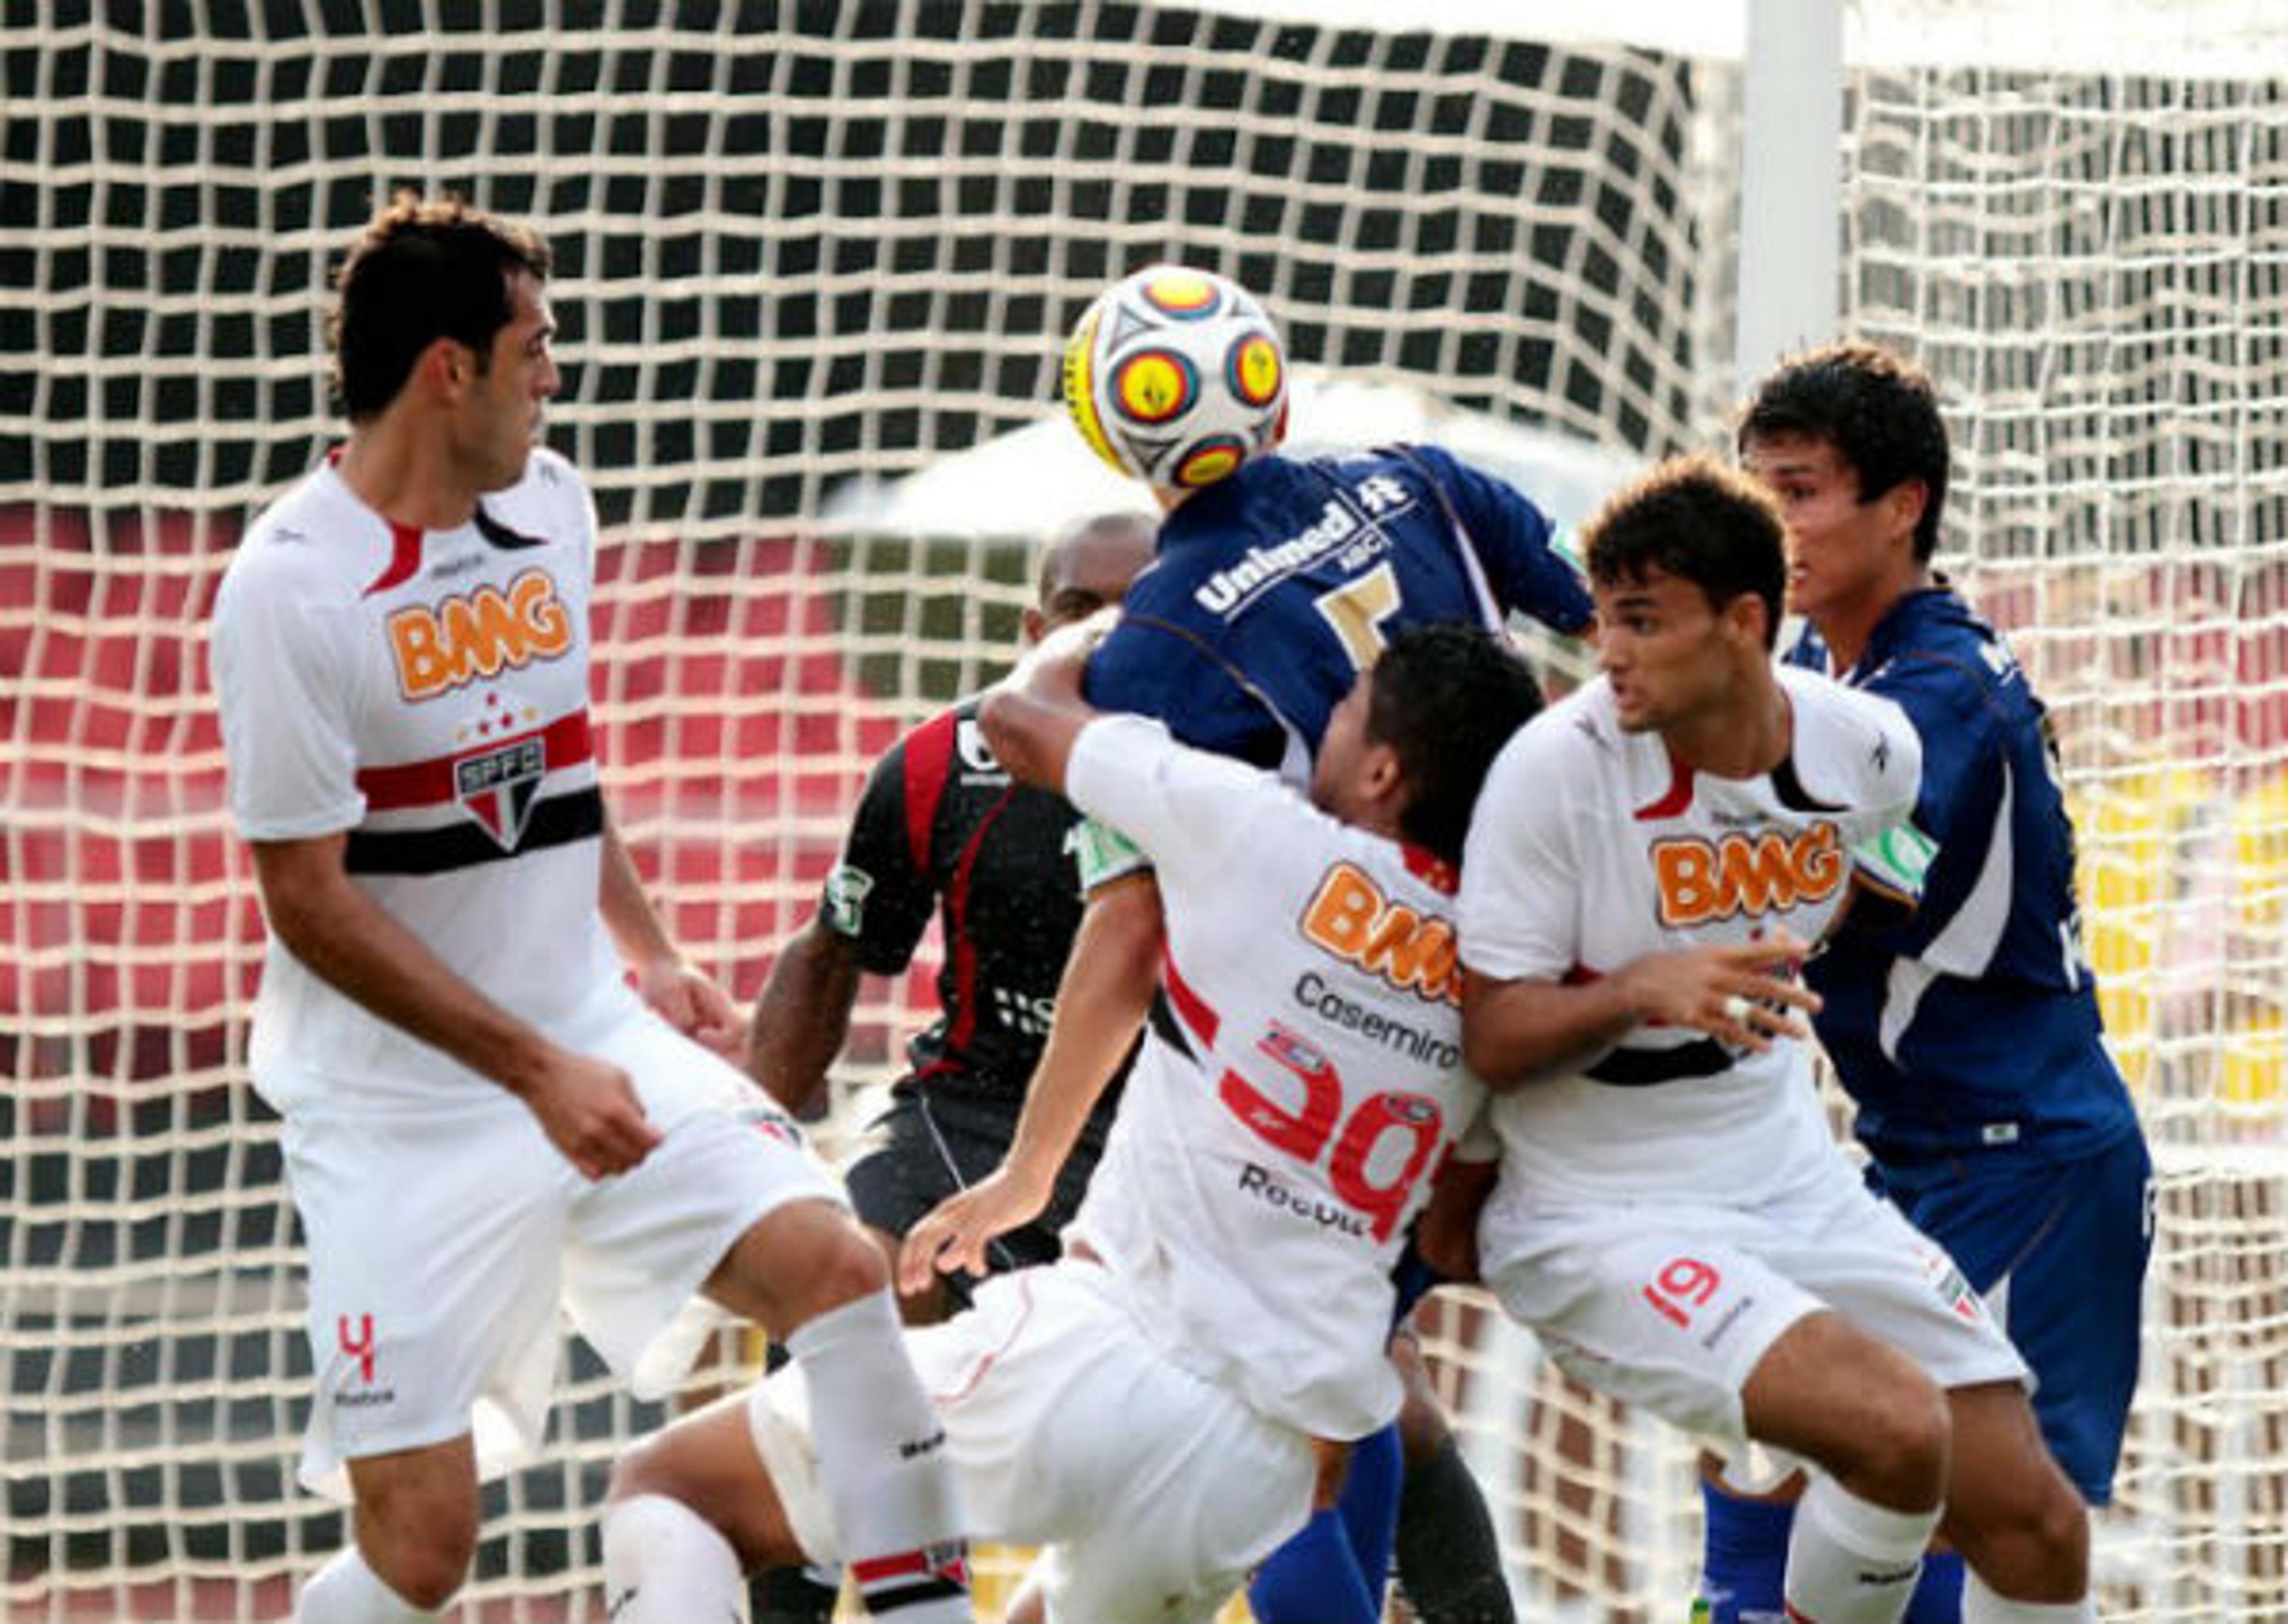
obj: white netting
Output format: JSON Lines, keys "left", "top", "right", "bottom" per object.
{"left": 2, "top": 2, "right": 2281, "bottom": 1620}
{"left": 1832, "top": 10, "right": 2288, "bottom": 1617}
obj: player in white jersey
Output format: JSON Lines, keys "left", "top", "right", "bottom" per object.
{"left": 1450, "top": 458, "right": 2095, "bottom": 1624}
{"left": 209, "top": 196, "right": 969, "bottom": 1624}
{"left": 598, "top": 622, "right": 1546, "bottom": 1623}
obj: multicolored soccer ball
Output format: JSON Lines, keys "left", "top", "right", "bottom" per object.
{"left": 1062, "top": 265, "right": 1288, "bottom": 493}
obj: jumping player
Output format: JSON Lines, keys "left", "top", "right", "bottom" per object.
{"left": 914, "top": 263, "right": 1594, "bottom": 1624}
{"left": 1683, "top": 343, "right": 2153, "bottom": 1624}
{"left": 1452, "top": 456, "right": 2099, "bottom": 1624}
{"left": 210, "top": 195, "right": 968, "bottom": 1624}
{"left": 602, "top": 621, "right": 1547, "bottom": 1623}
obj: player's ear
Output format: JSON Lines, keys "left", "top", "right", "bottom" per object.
{"left": 421, "top": 336, "right": 472, "bottom": 399}
{"left": 1885, "top": 478, "right": 1929, "bottom": 548}
{"left": 1723, "top": 588, "right": 1768, "bottom": 650}
{"left": 1366, "top": 738, "right": 1404, "bottom": 801}
{"left": 1021, "top": 605, "right": 1046, "bottom": 647}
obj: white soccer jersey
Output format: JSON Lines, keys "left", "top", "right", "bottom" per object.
{"left": 1061, "top": 713, "right": 1489, "bottom": 1441}
{"left": 1459, "top": 667, "right": 1923, "bottom": 1208}
{"left": 211, "top": 451, "right": 633, "bottom": 1111}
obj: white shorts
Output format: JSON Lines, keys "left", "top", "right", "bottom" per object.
{"left": 1481, "top": 1153, "right": 2028, "bottom": 1455}
{"left": 280, "top": 1005, "right": 843, "bottom": 1498}
{"left": 748, "top": 1262, "right": 1317, "bottom": 1624}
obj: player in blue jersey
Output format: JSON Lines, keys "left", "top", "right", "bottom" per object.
{"left": 1684, "top": 341, "right": 2153, "bottom": 1624}
{"left": 903, "top": 267, "right": 1595, "bottom": 1624}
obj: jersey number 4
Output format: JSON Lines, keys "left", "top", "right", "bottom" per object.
{"left": 1218, "top": 1021, "right": 1445, "bottom": 1242}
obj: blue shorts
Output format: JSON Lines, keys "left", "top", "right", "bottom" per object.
{"left": 1869, "top": 1129, "right": 2153, "bottom": 1504}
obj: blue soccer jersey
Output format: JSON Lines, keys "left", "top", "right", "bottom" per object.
{"left": 1084, "top": 444, "right": 1593, "bottom": 778}
{"left": 1786, "top": 586, "right": 2144, "bottom": 1172}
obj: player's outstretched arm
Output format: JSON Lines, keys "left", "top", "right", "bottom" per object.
{"left": 897, "top": 871, "right": 1162, "bottom": 1293}
{"left": 746, "top": 917, "right": 862, "bottom": 1122}
{"left": 599, "top": 811, "right": 744, "bottom": 1057}
{"left": 1461, "top": 934, "right": 1818, "bottom": 1091}
{"left": 250, "top": 833, "right": 661, "bottom": 1178}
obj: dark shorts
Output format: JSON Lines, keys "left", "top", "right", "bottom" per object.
{"left": 845, "top": 1088, "right": 1104, "bottom": 1310}
{"left": 1871, "top": 1129, "right": 2154, "bottom": 1504}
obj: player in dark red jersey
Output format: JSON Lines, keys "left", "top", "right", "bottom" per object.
{"left": 748, "top": 509, "right": 1155, "bottom": 1324}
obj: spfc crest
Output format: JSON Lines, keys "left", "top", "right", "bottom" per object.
{"left": 455, "top": 735, "right": 547, "bottom": 851}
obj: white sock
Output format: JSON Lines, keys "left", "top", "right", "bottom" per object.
{"left": 294, "top": 1548, "right": 440, "bottom": 1623}
{"left": 601, "top": 1493, "right": 748, "bottom": 1624}
{"left": 1783, "top": 1474, "right": 1941, "bottom": 1623}
{"left": 1963, "top": 1574, "right": 2097, "bottom": 1623}
{"left": 784, "top": 1290, "right": 971, "bottom": 1622}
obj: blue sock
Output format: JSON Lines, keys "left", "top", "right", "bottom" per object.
{"left": 1335, "top": 1420, "right": 1404, "bottom": 1603}
{"left": 1251, "top": 1506, "right": 1378, "bottom": 1624}
{"left": 1903, "top": 1548, "right": 1964, "bottom": 1623}
{"left": 1698, "top": 1477, "right": 1792, "bottom": 1617}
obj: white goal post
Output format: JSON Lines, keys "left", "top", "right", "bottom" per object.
{"left": 3, "top": 4, "right": 2282, "bottom": 1621}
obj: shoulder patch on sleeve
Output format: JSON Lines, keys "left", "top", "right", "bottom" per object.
{"left": 820, "top": 862, "right": 875, "bottom": 937}
{"left": 1068, "top": 816, "right": 1151, "bottom": 894}
{"left": 1854, "top": 820, "right": 1936, "bottom": 900}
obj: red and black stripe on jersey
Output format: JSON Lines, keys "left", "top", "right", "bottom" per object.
{"left": 835, "top": 696, "right": 1108, "bottom": 1112}
{"left": 344, "top": 710, "right": 602, "bottom": 875}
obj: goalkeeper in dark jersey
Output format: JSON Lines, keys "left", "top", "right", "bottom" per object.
{"left": 901, "top": 265, "right": 1598, "bottom": 1624}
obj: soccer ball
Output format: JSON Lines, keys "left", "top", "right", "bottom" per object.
{"left": 1062, "top": 265, "right": 1288, "bottom": 493}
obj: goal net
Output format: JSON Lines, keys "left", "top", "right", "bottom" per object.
{"left": 2, "top": 4, "right": 2280, "bottom": 1620}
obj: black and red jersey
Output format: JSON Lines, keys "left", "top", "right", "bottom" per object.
{"left": 822, "top": 695, "right": 1118, "bottom": 1114}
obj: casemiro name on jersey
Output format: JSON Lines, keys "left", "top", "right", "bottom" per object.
{"left": 1291, "top": 970, "right": 1462, "bottom": 1071}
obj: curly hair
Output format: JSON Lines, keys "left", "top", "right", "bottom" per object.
{"left": 1366, "top": 623, "right": 1546, "bottom": 865}
{"left": 1583, "top": 454, "right": 1789, "bottom": 651}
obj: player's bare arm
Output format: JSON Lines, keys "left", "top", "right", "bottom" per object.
{"left": 897, "top": 870, "right": 1161, "bottom": 1293}
{"left": 1461, "top": 932, "right": 1817, "bottom": 1091}
{"left": 250, "top": 832, "right": 661, "bottom": 1178}
{"left": 599, "top": 811, "right": 743, "bottom": 1056}
{"left": 1413, "top": 1156, "right": 1498, "bottom": 1283}
{"left": 745, "top": 917, "right": 862, "bottom": 1122}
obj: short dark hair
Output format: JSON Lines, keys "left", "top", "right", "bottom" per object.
{"left": 1367, "top": 623, "right": 1545, "bottom": 866}
{"left": 329, "top": 192, "right": 552, "bottom": 421}
{"left": 1738, "top": 341, "right": 1951, "bottom": 562}
{"left": 1583, "top": 455, "right": 1788, "bottom": 651}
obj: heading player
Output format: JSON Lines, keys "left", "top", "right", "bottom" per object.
{"left": 1451, "top": 456, "right": 2097, "bottom": 1623}
{"left": 210, "top": 195, "right": 968, "bottom": 1624}
{"left": 601, "top": 621, "right": 1547, "bottom": 1623}
{"left": 910, "top": 264, "right": 1593, "bottom": 1624}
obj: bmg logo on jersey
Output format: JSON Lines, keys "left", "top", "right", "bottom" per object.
{"left": 1650, "top": 823, "right": 1844, "bottom": 927}
{"left": 387, "top": 568, "right": 572, "bottom": 700}
{"left": 1300, "top": 860, "right": 1460, "bottom": 1004}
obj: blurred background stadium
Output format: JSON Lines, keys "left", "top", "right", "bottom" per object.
{"left": 2, "top": 1, "right": 2283, "bottom": 1619}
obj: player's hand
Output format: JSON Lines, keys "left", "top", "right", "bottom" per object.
{"left": 897, "top": 1163, "right": 1053, "bottom": 1296}
{"left": 1002, "top": 605, "right": 1120, "bottom": 698}
{"left": 524, "top": 1049, "right": 663, "bottom": 1180}
{"left": 634, "top": 957, "right": 747, "bottom": 1060}
{"left": 1620, "top": 931, "right": 1819, "bottom": 1053}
